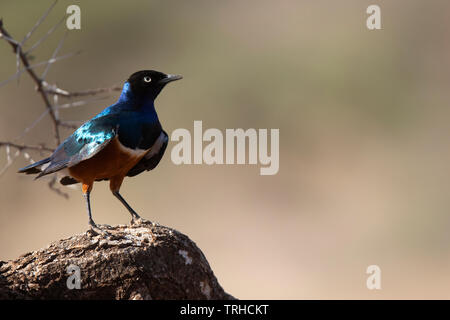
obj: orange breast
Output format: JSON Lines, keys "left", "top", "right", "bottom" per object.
{"left": 68, "top": 137, "right": 145, "bottom": 186}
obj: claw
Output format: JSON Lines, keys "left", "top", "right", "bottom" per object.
{"left": 88, "top": 221, "right": 110, "bottom": 236}
{"left": 131, "top": 217, "right": 153, "bottom": 226}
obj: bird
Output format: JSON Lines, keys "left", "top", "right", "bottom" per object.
{"left": 18, "top": 70, "right": 182, "bottom": 233}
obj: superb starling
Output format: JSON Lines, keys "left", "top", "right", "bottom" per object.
{"left": 18, "top": 70, "right": 182, "bottom": 233}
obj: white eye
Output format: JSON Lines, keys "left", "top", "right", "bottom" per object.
{"left": 143, "top": 76, "right": 152, "bottom": 83}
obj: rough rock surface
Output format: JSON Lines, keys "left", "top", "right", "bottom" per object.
{"left": 0, "top": 223, "right": 233, "bottom": 300}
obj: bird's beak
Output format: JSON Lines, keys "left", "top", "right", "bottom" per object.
{"left": 159, "top": 74, "right": 183, "bottom": 84}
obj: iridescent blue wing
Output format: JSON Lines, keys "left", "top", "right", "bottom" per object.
{"left": 36, "top": 114, "right": 119, "bottom": 178}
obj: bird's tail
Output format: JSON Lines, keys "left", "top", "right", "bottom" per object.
{"left": 18, "top": 157, "right": 51, "bottom": 175}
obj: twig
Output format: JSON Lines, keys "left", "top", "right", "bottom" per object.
{"left": 45, "top": 84, "right": 122, "bottom": 98}
{"left": 13, "top": 109, "right": 50, "bottom": 141}
{"left": 21, "top": 0, "right": 58, "bottom": 46}
{"left": 0, "top": 142, "right": 54, "bottom": 153}
{"left": 58, "top": 120, "right": 83, "bottom": 129}
{"left": 0, "top": 51, "right": 82, "bottom": 88}
{"left": 53, "top": 95, "right": 109, "bottom": 110}
{"left": 41, "top": 29, "right": 68, "bottom": 79}
{"left": 25, "top": 15, "right": 66, "bottom": 55}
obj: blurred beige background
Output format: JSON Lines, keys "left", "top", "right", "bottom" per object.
{"left": 1, "top": 0, "right": 450, "bottom": 299}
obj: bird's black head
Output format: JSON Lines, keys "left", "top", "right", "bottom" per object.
{"left": 127, "top": 70, "right": 182, "bottom": 101}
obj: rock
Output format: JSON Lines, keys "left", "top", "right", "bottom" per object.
{"left": 0, "top": 223, "right": 234, "bottom": 300}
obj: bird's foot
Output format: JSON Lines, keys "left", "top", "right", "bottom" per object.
{"left": 87, "top": 221, "right": 112, "bottom": 236}
{"left": 131, "top": 216, "right": 154, "bottom": 226}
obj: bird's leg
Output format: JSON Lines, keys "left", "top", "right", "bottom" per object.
{"left": 84, "top": 192, "right": 97, "bottom": 228}
{"left": 110, "top": 176, "right": 151, "bottom": 225}
{"left": 83, "top": 184, "right": 108, "bottom": 235}
{"left": 112, "top": 190, "right": 151, "bottom": 225}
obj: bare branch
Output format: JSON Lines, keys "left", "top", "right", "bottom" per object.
{"left": 21, "top": 0, "right": 58, "bottom": 45}
{"left": 25, "top": 15, "right": 66, "bottom": 55}
{"left": 13, "top": 109, "right": 50, "bottom": 141}
{"left": 45, "top": 84, "right": 122, "bottom": 98}
{"left": 0, "top": 146, "right": 20, "bottom": 177}
{"left": 58, "top": 120, "right": 84, "bottom": 129}
{"left": 0, "top": 142, "right": 54, "bottom": 153}
{"left": 0, "top": 19, "right": 61, "bottom": 146}
{"left": 0, "top": 7, "right": 122, "bottom": 197}
{"left": 0, "top": 51, "right": 81, "bottom": 88}
{"left": 41, "top": 29, "right": 68, "bottom": 79}
{"left": 54, "top": 95, "right": 109, "bottom": 110}
{"left": 16, "top": 0, "right": 57, "bottom": 84}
